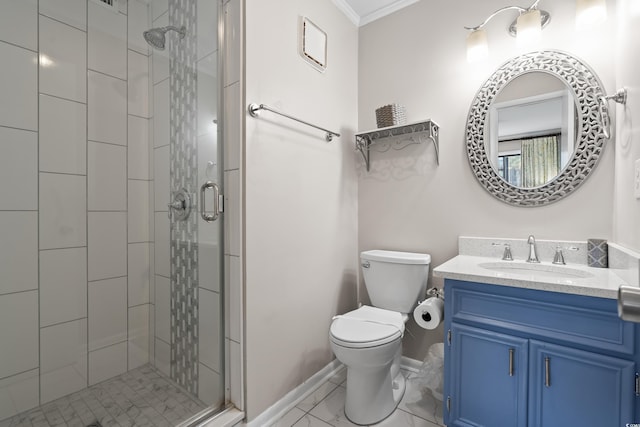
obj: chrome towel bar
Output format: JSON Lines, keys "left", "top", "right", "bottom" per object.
{"left": 248, "top": 103, "right": 341, "bottom": 142}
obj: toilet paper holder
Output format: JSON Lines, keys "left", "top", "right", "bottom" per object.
{"left": 618, "top": 285, "right": 640, "bottom": 322}
{"left": 414, "top": 288, "right": 445, "bottom": 330}
{"left": 419, "top": 287, "right": 444, "bottom": 304}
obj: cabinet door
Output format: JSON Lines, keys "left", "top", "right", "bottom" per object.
{"left": 448, "top": 323, "right": 528, "bottom": 427}
{"left": 529, "top": 340, "right": 635, "bottom": 427}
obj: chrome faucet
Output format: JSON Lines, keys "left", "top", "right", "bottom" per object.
{"left": 527, "top": 235, "right": 540, "bottom": 263}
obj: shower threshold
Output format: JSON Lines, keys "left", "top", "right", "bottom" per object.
{"left": 1, "top": 365, "right": 209, "bottom": 427}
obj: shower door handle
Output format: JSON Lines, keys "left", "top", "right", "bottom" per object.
{"left": 200, "top": 181, "right": 221, "bottom": 222}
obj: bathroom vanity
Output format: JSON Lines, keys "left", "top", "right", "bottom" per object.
{"left": 432, "top": 40, "right": 639, "bottom": 427}
{"left": 434, "top": 253, "right": 639, "bottom": 427}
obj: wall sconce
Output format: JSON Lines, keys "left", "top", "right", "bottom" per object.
{"left": 465, "top": 0, "right": 550, "bottom": 62}
{"left": 576, "top": 0, "right": 607, "bottom": 29}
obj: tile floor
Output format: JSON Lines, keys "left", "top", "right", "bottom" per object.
{"left": 270, "top": 366, "right": 445, "bottom": 427}
{"left": 0, "top": 365, "right": 208, "bottom": 427}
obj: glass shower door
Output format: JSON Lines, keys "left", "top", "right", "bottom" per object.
{"left": 157, "top": 0, "right": 225, "bottom": 418}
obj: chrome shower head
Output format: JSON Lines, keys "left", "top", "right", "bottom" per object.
{"left": 143, "top": 28, "right": 165, "bottom": 49}
{"left": 143, "top": 25, "right": 186, "bottom": 50}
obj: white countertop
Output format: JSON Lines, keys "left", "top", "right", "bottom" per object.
{"left": 433, "top": 255, "right": 631, "bottom": 299}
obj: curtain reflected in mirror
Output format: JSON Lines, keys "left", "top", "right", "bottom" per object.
{"left": 498, "top": 134, "right": 560, "bottom": 188}
{"left": 522, "top": 135, "right": 559, "bottom": 187}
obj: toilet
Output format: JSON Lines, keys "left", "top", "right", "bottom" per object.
{"left": 329, "top": 250, "right": 430, "bottom": 425}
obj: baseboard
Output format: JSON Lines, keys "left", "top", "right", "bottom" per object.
{"left": 245, "top": 356, "right": 426, "bottom": 426}
{"left": 245, "top": 359, "right": 342, "bottom": 427}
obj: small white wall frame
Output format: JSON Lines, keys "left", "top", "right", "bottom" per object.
{"left": 299, "top": 17, "right": 327, "bottom": 72}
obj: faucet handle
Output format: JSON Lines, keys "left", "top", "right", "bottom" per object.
{"left": 553, "top": 244, "right": 566, "bottom": 265}
{"left": 502, "top": 244, "right": 513, "bottom": 261}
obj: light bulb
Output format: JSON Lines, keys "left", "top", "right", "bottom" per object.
{"left": 516, "top": 9, "right": 542, "bottom": 47}
{"left": 576, "top": 0, "right": 607, "bottom": 29}
{"left": 467, "top": 29, "right": 488, "bottom": 63}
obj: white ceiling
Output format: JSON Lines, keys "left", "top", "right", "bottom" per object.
{"left": 332, "top": 0, "right": 419, "bottom": 27}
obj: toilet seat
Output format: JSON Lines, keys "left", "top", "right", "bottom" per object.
{"left": 330, "top": 306, "right": 404, "bottom": 349}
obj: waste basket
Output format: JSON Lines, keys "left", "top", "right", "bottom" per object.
{"left": 417, "top": 342, "right": 444, "bottom": 401}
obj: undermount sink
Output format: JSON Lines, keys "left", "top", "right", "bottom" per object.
{"left": 478, "top": 262, "right": 594, "bottom": 279}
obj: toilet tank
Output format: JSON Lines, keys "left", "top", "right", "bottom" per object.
{"left": 361, "top": 250, "right": 430, "bottom": 314}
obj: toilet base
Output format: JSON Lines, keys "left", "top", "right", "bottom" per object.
{"left": 342, "top": 347, "right": 406, "bottom": 425}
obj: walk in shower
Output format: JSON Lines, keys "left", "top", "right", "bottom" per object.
{"left": 0, "top": 0, "right": 226, "bottom": 425}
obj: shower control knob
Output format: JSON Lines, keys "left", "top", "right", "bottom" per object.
{"left": 168, "top": 189, "right": 192, "bottom": 221}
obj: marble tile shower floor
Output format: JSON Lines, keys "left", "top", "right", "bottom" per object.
{"left": 0, "top": 365, "right": 208, "bottom": 427}
{"left": 271, "top": 367, "right": 446, "bottom": 427}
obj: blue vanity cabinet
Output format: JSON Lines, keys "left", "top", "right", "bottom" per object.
{"left": 528, "top": 340, "right": 634, "bottom": 427}
{"left": 448, "top": 323, "right": 528, "bottom": 427}
{"left": 443, "top": 279, "right": 639, "bottom": 427}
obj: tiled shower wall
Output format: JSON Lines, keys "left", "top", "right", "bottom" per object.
{"left": 0, "top": 0, "right": 152, "bottom": 421}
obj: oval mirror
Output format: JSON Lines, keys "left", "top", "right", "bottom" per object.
{"left": 466, "top": 50, "right": 608, "bottom": 206}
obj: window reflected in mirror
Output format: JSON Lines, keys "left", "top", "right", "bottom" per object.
{"left": 498, "top": 153, "right": 522, "bottom": 187}
{"left": 497, "top": 133, "right": 560, "bottom": 188}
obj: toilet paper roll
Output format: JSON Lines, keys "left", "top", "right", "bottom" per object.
{"left": 413, "top": 297, "right": 444, "bottom": 330}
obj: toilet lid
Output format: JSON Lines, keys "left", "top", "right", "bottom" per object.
{"left": 330, "top": 306, "right": 404, "bottom": 349}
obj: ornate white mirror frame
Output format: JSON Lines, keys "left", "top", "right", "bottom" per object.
{"left": 466, "top": 50, "right": 609, "bottom": 207}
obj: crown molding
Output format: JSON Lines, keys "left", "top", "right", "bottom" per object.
{"left": 332, "top": 0, "right": 361, "bottom": 26}
{"left": 359, "top": 0, "right": 420, "bottom": 26}
{"left": 333, "top": 0, "right": 420, "bottom": 27}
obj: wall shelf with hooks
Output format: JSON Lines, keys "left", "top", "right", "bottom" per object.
{"left": 355, "top": 119, "right": 440, "bottom": 171}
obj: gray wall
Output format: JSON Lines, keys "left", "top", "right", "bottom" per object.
{"left": 357, "top": 0, "right": 618, "bottom": 360}
{"left": 244, "top": 0, "right": 359, "bottom": 419}
{"left": 613, "top": 0, "right": 640, "bottom": 251}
